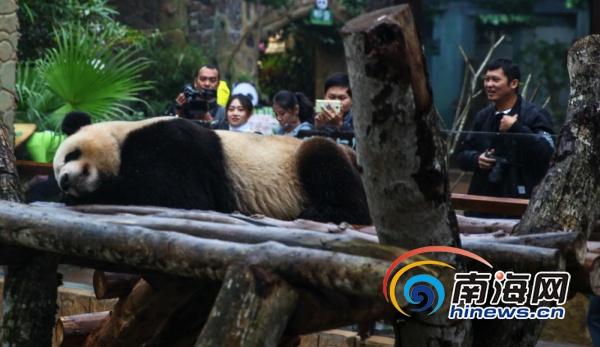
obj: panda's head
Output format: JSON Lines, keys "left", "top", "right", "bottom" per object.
{"left": 53, "top": 113, "right": 120, "bottom": 197}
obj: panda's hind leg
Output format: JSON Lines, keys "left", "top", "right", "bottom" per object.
{"left": 296, "top": 137, "right": 372, "bottom": 225}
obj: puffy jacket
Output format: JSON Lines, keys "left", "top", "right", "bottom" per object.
{"left": 456, "top": 96, "right": 555, "bottom": 204}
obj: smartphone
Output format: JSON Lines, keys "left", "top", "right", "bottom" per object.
{"left": 315, "top": 99, "right": 342, "bottom": 114}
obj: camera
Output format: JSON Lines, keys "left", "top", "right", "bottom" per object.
{"left": 486, "top": 151, "right": 509, "bottom": 184}
{"left": 180, "top": 85, "right": 217, "bottom": 119}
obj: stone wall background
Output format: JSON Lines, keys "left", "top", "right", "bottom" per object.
{"left": 0, "top": 0, "right": 18, "bottom": 145}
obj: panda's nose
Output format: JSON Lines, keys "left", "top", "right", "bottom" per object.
{"left": 59, "top": 174, "right": 70, "bottom": 191}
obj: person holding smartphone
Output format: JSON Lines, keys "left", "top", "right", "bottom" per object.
{"left": 315, "top": 72, "right": 353, "bottom": 131}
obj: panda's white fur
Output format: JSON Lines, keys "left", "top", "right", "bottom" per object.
{"left": 216, "top": 130, "right": 305, "bottom": 219}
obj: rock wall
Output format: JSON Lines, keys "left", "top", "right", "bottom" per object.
{"left": 0, "top": 0, "right": 18, "bottom": 135}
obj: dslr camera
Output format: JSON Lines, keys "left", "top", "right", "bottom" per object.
{"left": 485, "top": 150, "right": 509, "bottom": 184}
{"left": 179, "top": 85, "right": 217, "bottom": 120}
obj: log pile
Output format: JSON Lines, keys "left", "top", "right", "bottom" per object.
{"left": 0, "top": 199, "right": 590, "bottom": 346}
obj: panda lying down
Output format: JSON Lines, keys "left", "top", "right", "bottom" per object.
{"left": 53, "top": 113, "right": 372, "bottom": 225}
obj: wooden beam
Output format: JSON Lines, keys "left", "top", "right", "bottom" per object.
{"left": 16, "top": 160, "right": 53, "bottom": 177}
{"left": 0, "top": 201, "right": 389, "bottom": 297}
{"left": 451, "top": 193, "right": 529, "bottom": 216}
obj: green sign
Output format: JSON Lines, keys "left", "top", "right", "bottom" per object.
{"left": 309, "top": 7, "right": 333, "bottom": 26}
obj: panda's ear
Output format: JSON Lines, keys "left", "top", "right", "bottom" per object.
{"left": 62, "top": 111, "right": 92, "bottom": 136}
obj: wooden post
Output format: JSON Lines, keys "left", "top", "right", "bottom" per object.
{"left": 195, "top": 264, "right": 298, "bottom": 346}
{"left": 341, "top": 5, "right": 469, "bottom": 346}
{"left": 0, "top": 4, "right": 59, "bottom": 342}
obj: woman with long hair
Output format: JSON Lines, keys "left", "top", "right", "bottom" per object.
{"left": 272, "top": 90, "right": 314, "bottom": 137}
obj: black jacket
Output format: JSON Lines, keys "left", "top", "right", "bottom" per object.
{"left": 457, "top": 96, "right": 555, "bottom": 202}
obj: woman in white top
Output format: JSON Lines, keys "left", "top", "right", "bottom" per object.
{"left": 226, "top": 94, "right": 254, "bottom": 132}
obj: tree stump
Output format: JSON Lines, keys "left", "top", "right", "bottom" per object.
{"left": 341, "top": 5, "right": 470, "bottom": 346}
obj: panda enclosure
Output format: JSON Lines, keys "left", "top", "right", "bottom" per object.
{"left": 0, "top": 5, "right": 600, "bottom": 347}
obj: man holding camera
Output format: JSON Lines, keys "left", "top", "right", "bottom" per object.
{"left": 174, "top": 64, "right": 227, "bottom": 129}
{"left": 457, "top": 58, "right": 554, "bottom": 215}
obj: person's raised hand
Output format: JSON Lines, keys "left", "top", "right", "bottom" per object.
{"left": 175, "top": 93, "right": 186, "bottom": 106}
{"left": 499, "top": 113, "right": 518, "bottom": 132}
{"left": 315, "top": 105, "right": 342, "bottom": 129}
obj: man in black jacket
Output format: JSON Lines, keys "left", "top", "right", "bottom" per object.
{"left": 457, "top": 58, "right": 554, "bottom": 211}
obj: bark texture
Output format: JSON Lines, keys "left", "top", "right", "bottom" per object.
{"left": 341, "top": 5, "right": 469, "bottom": 346}
{"left": 516, "top": 35, "right": 600, "bottom": 239}
{"left": 0, "top": 201, "right": 389, "bottom": 297}
{"left": 195, "top": 264, "right": 298, "bottom": 347}
{"left": 0, "top": 2, "right": 59, "bottom": 345}
{"left": 477, "top": 34, "right": 600, "bottom": 347}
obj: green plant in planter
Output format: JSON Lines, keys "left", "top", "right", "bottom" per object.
{"left": 16, "top": 27, "right": 152, "bottom": 131}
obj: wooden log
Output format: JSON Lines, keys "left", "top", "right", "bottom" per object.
{"left": 0, "top": 123, "right": 59, "bottom": 346}
{"left": 570, "top": 252, "right": 600, "bottom": 297}
{"left": 456, "top": 214, "right": 519, "bottom": 234}
{"left": 62, "top": 204, "right": 254, "bottom": 226}
{"left": 93, "top": 271, "right": 141, "bottom": 300}
{"left": 283, "top": 289, "right": 393, "bottom": 337}
{"left": 461, "top": 231, "right": 586, "bottom": 266}
{"left": 451, "top": 193, "right": 528, "bottom": 216}
{"left": 341, "top": 4, "right": 468, "bottom": 346}
{"left": 1, "top": 253, "right": 59, "bottom": 346}
{"left": 195, "top": 264, "right": 298, "bottom": 347}
{"left": 16, "top": 160, "right": 53, "bottom": 177}
{"left": 460, "top": 241, "right": 566, "bottom": 272}
{"left": 54, "top": 312, "right": 109, "bottom": 347}
{"left": 0, "top": 201, "right": 389, "bottom": 297}
{"left": 83, "top": 279, "right": 219, "bottom": 347}
{"left": 90, "top": 214, "right": 398, "bottom": 259}
{"left": 588, "top": 241, "right": 600, "bottom": 253}
{"left": 32, "top": 203, "right": 401, "bottom": 261}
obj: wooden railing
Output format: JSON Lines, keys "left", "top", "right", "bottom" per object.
{"left": 450, "top": 193, "right": 529, "bottom": 216}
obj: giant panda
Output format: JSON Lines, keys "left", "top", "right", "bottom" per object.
{"left": 53, "top": 114, "right": 372, "bottom": 225}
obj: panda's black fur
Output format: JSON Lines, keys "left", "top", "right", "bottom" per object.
{"left": 54, "top": 114, "right": 371, "bottom": 225}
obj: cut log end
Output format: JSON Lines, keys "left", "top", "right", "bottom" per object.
{"left": 54, "top": 312, "right": 109, "bottom": 347}
{"left": 340, "top": 4, "right": 409, "bottom": 34}
{"left": 93, "top": 271, "right": 141, "bottom": 300}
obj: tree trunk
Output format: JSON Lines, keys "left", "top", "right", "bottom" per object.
{"left": 476, "top": 35, "right": 600, "bottom": 347}
{"left": 516, "top": 35, "right": 600, "bottom": 239}
{"left": 0, "top": 2, "right": 59, "bottom": 346}
{"left": 195, "top": 264, "right": 298, "bottom": 347}
{"left": 341, "top": 5, "right": 470, "bottom": 346}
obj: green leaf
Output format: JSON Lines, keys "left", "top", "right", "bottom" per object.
{"left": 32, "top": 27, "right": 151, "bottom": 129}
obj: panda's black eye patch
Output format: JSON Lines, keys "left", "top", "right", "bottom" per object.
{"left": 64, "top": 149, "right": 82, "bottom": 163}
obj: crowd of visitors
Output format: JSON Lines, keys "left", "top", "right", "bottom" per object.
{"left": 173, "top": 64, "right": 356, "bottom": 137}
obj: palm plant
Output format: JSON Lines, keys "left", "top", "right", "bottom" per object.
{"left": 17, "top": 27, "right": 151, "bottom": 130}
